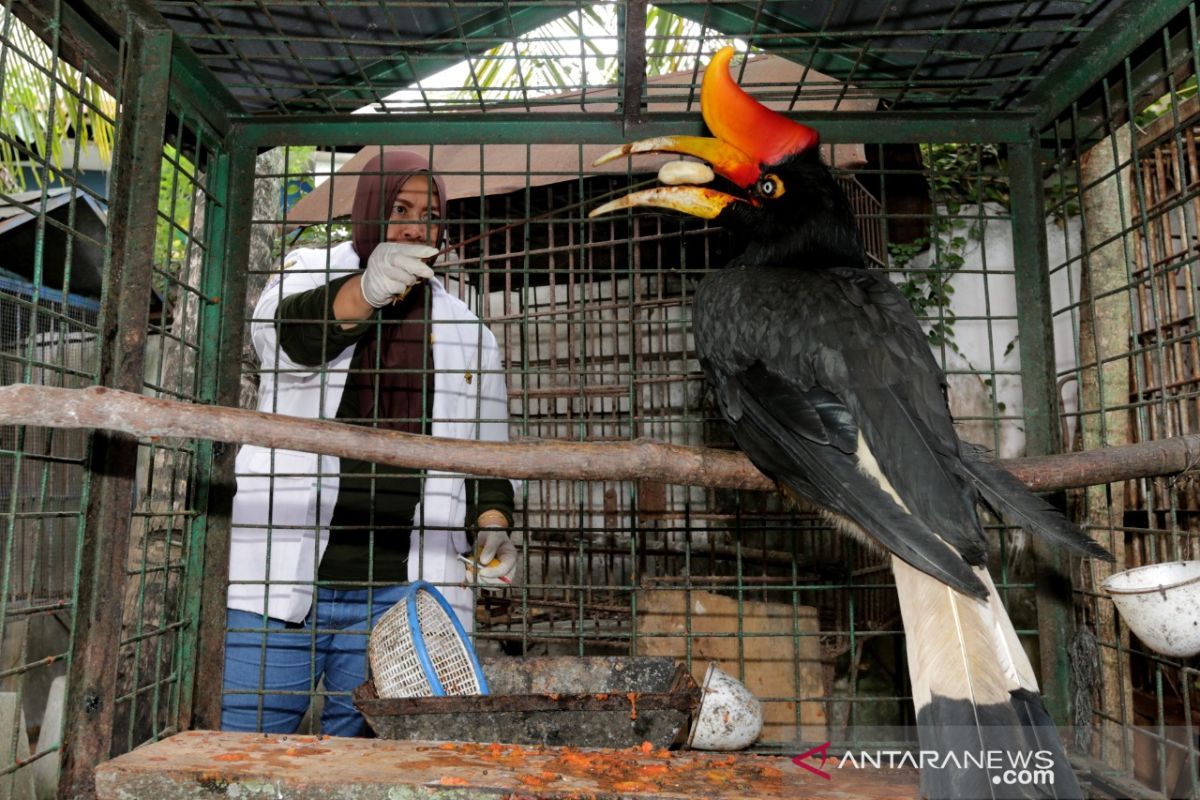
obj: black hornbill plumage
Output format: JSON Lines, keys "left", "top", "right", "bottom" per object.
{"left": 591, "top": 47, "right": 1112, "bottom": 799}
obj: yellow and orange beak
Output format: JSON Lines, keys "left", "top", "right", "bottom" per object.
{"left": 589, "top": 135, "right": 755, "bottom": 219}
{"left": 589, "top": 46, "right": 819, "bottom": 221}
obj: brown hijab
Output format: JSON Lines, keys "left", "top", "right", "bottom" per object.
{"left": 348, "top": 151, "right": 448, "bottom": 433}
{"left": 350, "top": 150, "right": 448, "bottom": 264}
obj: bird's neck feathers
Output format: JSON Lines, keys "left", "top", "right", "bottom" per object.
{"left": 728, "top": 152, "right": 867, "bottom": 270}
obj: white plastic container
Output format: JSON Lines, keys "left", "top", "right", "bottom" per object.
{"left": 685, "top": 663, "right": 764, "bottom": 751}
{"left": 1101, "top": 561, "right": 1200, "bottom": 658}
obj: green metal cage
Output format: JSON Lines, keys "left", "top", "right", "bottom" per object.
{"left": 0, "top": 0, "right": 1197, "bottom": 797}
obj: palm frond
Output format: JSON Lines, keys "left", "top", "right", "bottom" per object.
{"left": 438, "top": 4, "right": 744, "bottom": 105}
{"left": 0, "top": 8, "right": 116, "bottom": 193}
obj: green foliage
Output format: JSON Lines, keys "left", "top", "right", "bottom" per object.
{"left": 153, "top": 145, "right": 196, "bottom": 298}
{"left": 0, "top": 8, "right": 116, "bottom": 193}
{"left": 893, "top": 234, "right": 963, "bottom": 352}
{"left": 282, "top": 145, "right": 316, "bottom": 210}
{"left": 891, "top": 143, "right": 1008, "bottom": 355}
{"left": 276, "top": 146, "right": 346, "bottom": 254}
{"left": 922, "top": 143, "right": 1009, "bottom": 212}
{"left": 443, "top": 4, "right": 741, "bottom": 103}
{"left": 1135, "top": 75, "right": 1198, "bottom": 129}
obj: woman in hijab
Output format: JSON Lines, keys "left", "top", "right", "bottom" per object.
{"left": 222, "top": 151, "right": 517, "bottom": 735}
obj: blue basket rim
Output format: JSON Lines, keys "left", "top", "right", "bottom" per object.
{"left": 403, "top": 580, "right": 490, "bottom": 696}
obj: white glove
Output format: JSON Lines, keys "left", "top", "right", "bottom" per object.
{"left": 465, "top": 528, "right": 517, "bottom": 587}
{"left": 359, "top": 243, "right": 437, "bottom": 307}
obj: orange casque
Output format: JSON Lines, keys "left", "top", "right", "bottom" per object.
{"left": 699, "top": 46, "right": 820, "bottom": 187}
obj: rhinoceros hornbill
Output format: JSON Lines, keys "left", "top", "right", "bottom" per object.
{"left": 591, "top": 46, "right": 1110, "bottom": 799}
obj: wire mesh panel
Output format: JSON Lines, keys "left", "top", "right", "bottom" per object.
{"left": 0, "top": 2, "right": 235, "bottom": 790}
{"left": 0, "top": 3, "right": 114, "bottom": 793}
{"left": 158, "top": 0, "right": 1128, "bottom": 116}
{"left": 228, "top": 133, "right": 1038, "bottom": 757}
{"left": 7, "top": 0, "right": 1198, "bottom": 793}
{"left": 108, "top": 97, "right": 226, "bottom": 756}
{"left": 1043, "top": 3, "right": 1200, "bottom": 795}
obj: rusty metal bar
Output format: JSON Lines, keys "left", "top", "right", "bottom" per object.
{"left": 58, "top": 11, "right": 172, "bottom": 800}
{"left": 619, "top": 0, "right": 648, "bottom": 121}
{"left": 1009, "top": 140, "right": 1074, "bottom": 725}
{"left": 235, "top": 111, "right": 1038, "bottom": 149}
{"left": 188, "top": 139, "right": 258, "bottom": 732}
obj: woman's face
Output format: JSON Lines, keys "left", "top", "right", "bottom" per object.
{"left": 385, "top": 174, "right": 442, "bottom": 247}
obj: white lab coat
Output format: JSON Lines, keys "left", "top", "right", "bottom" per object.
{"left": 225, "top": 241, "right": 511, "bottom": 630}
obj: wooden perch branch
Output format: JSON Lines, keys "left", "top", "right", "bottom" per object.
{"left": 1, "top": 384, "right": 1198, "bottom": 493}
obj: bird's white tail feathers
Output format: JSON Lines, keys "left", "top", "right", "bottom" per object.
{"left": 893, "top": 558, "right": 1038, "bottom": 711}
{"left": 892, "top": 557, "right": 1082, "bottom": 799}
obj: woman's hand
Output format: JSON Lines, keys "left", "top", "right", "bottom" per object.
{"left": 359, "top": 243, "right": 437, "bottom": 307}
{"left": 465, "top": 525, "right": 518, "bottom": 587}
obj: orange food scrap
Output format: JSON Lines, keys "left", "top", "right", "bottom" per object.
{"left": 639, "top": 741, "right": 654, "bottom": 755}
{"left": 626, "top": 692, "right": 638, "bottom": 721}
{"left": 516, "top": 770, "right": 560, "bottom": 788}
{"left": 283, "top": 746, "right": 330, "bottom": 757}
{"left": 654, "top": 748, "right": 671, "bottom": 759}
{"left": 438, "top": 776, "right": 470, "bottom": 786}
{"left": 613, "top": 781, "right": 648, "bottom": 792}
{"left": 438, "top": 742, "right": 457, "bottom": 750}
{"left": 639, "top": 764, "right": 669, "bottom": 777}
{"left": 212, "top": 752, "right": 248, "bottom": 762}
{"left": 561, "top": 751, "right": 594, "bottom": 769}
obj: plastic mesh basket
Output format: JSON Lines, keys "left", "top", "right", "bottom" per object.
{"left": 368, "top": 581, "right": 489, "bottom": 698}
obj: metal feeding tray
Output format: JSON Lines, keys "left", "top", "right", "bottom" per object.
{"left": 353, "top": 656, "right": 700, "bottom": 748}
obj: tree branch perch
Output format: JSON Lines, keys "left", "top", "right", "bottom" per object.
{"left": 1, "top": 384, "right": 1197, "bottom": 493}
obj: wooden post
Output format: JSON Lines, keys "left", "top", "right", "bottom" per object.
{"left": 1077, "top": 122, "right": 1135, "bottom": 766}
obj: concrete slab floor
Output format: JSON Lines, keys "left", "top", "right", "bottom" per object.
{"left": 95, "top": 731, "right": 920, "bottom": 799}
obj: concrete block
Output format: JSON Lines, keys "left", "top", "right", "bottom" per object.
{"left": 0, "top": 692, "right": 35, "bottom": 800}
{"left": 32, "top": 676, "right": 65, "bottom": 800}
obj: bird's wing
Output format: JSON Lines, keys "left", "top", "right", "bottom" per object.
{"left": 961, "top": 442, "right": 1113, "bottom": 561}
{"left": 696, "top": 265, "right": 989, "bottom": 596}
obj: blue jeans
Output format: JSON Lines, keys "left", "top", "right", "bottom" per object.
{"left": 221, "top": 584, "right": 409, "bottom": 736}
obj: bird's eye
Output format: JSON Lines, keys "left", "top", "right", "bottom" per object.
{"left": 757, "top": 173, "right": 785, "bottom": 199}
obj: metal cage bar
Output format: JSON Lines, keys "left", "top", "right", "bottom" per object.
{"left": 5, "top": 0, "right": 1200, "bottom": 795}
{"left": 58, "top": 11, "right": 171, "bottom": 798}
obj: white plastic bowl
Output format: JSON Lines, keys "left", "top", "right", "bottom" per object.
{"left": 685, "top": 663, "right": 764, "bottom": 751}
{"left": 1101, "top": 561, "right": 1200, "bottom": 658}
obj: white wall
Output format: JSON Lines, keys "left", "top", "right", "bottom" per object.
{"left": 898, "top": 203, "right": 1082, "bottom": 459}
